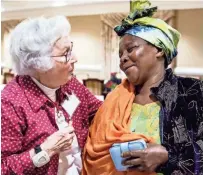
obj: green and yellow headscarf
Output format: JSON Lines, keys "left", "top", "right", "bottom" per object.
{"left": 114, "top": 0, "right": 181, "bottom": 66}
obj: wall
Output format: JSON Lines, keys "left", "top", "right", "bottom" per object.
{"left": 177, "top": 9, "right": 203, "bottom": 68}
{"left": 1, "top": 15, "right": 105, "bottom": 80}
{"left": 68, "top": 15, "right": 104, "bottom": 79}
{"left": 2, "top": 9, "right": 203, "bottom": 80}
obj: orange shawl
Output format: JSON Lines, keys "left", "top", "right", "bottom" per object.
{"left": 82, "top": 79, "right": 155, "bottom": 175}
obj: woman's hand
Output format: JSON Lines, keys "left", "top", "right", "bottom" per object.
{"left": 40, "top": 125, "right": 75, "bottom": 157}
{"left": 121, "top": 143, "right": 168, "bottom": 172}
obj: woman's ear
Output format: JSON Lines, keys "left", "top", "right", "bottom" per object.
{"left": 156, "top": 48, "right": 165, "bottom": 58}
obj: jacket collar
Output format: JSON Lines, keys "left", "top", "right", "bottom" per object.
{"left": 18, "top": 75, "right": 51, "bottom": 112}
{"left": 18, "top": 75, "right": 74, "bottom": 112}
{"left": 151, "top": 68, "right": 178, "bottom": 111}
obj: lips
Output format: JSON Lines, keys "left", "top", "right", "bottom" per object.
{"left": 123, "top": 64, "right": 136, "bottom": 72}
{"left": 68, "top": 64, "right": 74, "bottom": 72}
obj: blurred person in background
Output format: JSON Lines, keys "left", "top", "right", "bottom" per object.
{"left": 1, "top": 16, "right": 102, "bottom": 175}
{"left": 82, "top": 1, "right": 203, "bottom": 175}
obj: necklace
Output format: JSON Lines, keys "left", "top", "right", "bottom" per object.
{"left": 55, "top": 106, "right": 69, "bottom": 130}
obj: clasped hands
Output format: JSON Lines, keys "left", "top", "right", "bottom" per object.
{"left": 41, "top": 122, "right": 75, "bottom": 157}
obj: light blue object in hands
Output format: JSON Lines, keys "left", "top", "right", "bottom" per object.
{"left": 109, "top": 139, "right": 147, "bottom": 171}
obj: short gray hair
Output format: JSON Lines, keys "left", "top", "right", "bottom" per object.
{"left": 10, "top": 16, "right": 71, "bottom": 75}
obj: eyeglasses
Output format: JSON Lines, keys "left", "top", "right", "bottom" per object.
{"left": 51, "top": 42, "right": 73, "bottom": 63}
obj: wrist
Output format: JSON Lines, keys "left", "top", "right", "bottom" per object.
{"left": 31, "top": 145, "right": 51, "bottom": 168}
{"left": 29, "top": 148, "right": 35, "bottom": 158}
{"left": 40, "top": 143, "right": 55, "bottom": 157}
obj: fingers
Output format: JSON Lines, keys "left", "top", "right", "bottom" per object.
{"left": 60, "top": 145, "right": 71, "bottom": 152}
{"left": 128, "top": 165, "right": 145, "bottom": 172}
{"left": 121, "top": 151, "right": 131, "bottom": 158}
{"left": 122, "top": 157, "right": 145, "bottom": 173}
{"left": 55, "top": 134, "right": 74, "bottom": 149}
{"left": 122, "top": 149, "right": 145, "bottom": 158}
{"left": 58, "top": 120, "right": 73, "bottom": 133}
{"left": 69, "top": 121, "right": 73, "bottom": 126}
{"left": 123, "top": 144, "right": 168, "bottom": 173}
{"left": 58, "top": 133, "right": 74, "bottom": 144}
{"left": 68, "top": 126, "right": 74, "bottom": 133}
{"left": 122, "top": 157, "right": 141, "bottom": 166}
{"left": 146, "top": 143, "right": 157, "bottom": 147}
{"left": 55, "top": 134, "right": 67, "bottom": 145}
{"left": 64, "top": 133, "right": 74, "bottom": 143}
{"left": 41, "top": 128, "right": 75, "bottom": 157}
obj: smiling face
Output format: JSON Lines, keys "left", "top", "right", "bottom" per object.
{"left": 119, "top": 34, "right": 164, "bottom": 86}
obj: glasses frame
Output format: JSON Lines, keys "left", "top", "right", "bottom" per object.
{"left": 51, "top": 42, "right": 73, "bottom": 63}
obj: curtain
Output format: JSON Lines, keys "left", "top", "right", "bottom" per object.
{"left": 153, "top": 10, "right": 177, "bottom": 69}
{"left": 101, "top": 13, "right": 126, "bottom": 79}
{"left": 1, "top": 20, "right": 21, "bottom": 84}
{"left": 1, "top": 20, "right": 21, "bottom": 68}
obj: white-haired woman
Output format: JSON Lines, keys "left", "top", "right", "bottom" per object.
{"left": 1, "top": 16, "right": 102, "bottom": 175}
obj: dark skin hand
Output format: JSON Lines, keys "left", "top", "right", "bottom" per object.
{"left": 121, "top": 143, "right": 168, "bottom": 172}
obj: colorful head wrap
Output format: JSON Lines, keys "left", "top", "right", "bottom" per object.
{"left": 114, "top": 0, "right": 181, "bottom": 66}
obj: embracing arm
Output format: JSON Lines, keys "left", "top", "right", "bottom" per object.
{"left": 84, "top": 85, "right": 103, "bottom": 123}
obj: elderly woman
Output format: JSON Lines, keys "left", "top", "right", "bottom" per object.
{"left": 82, "top": 1, "right": 203, "bottom": 175}
{"left": 1, "top": 16, "right": 102, "bottom": 175}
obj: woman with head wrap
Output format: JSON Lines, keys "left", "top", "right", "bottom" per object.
{"left": 82, "top": 1, "right": 203, "bottom": 174}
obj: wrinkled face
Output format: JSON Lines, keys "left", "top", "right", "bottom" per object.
{"left": 47, "top": 36, "right": 77, "bottom": 87}
{"left": 119, "top": 34, "right": 162, "bottom": 85}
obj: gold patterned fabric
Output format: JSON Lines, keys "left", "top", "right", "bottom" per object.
{"left": 130, "top": 102, "right": 161, "bottom": 144}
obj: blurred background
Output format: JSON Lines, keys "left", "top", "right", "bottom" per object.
{"left": 1, "top": 0, "right": 203, "bottom": 98}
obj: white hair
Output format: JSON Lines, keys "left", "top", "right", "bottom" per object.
{"left": 9, "top": 16, "right": 71, "bottom": 75}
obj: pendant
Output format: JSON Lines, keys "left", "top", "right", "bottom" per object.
{"left": 55, "top": 108, "right": 69, "bottom": 130}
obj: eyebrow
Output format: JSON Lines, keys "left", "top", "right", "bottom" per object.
{"left": 51, "top": 48, "right": 68, "bottom": 57}
{"left": 63, "top": 48, "right": 69, "bottom": 55}
{"left": 53, "top": 37, "right": 62, "bottom": 46}
{"left": 52, "top": 41, "right": 72, "bottom": 57}
{"left": 60, "top": 44, "right": 71, "bottom": 55}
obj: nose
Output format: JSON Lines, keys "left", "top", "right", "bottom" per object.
{"left": 120, "top": 51, "right": 129, "bottom": 64}
{"left": 70, "top": 54, "right": 78, "bottom": 64}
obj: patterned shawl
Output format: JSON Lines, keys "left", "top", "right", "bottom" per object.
{"left": 82, "top": 79, "right": 155, "bottom": 175}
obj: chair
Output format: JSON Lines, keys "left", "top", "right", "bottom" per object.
{"left": 1, "top": 67, "right": 15, "bottom": 84}
{"left": 83, "top": 79, "right": 104, "bottom": 95}
{"left": 3, "top": 72, "right": 15, "bottom": 84}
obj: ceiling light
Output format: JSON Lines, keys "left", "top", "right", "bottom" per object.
{"left": 51, "top": 1, "right": 69, "bottom": 7}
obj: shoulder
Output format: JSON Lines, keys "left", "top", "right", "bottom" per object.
{"left": 175, "top": 76, "right": 203, "bottom": 109}
{"left": 1, "top": 76, "right": 25, "bottom": 105}
{"left": 177, "top": 76, "right": 203, "bottom": 95}
{"left": 1, "top": 76, "right": 27, "bottom": 121}
{"left": 62, "top": 77, "right": 100, "bottom": 100}
{"left": 62, "top": 77, "right": 88, "bottom": 94}
{"left": 177, "top": 75, "right": 202, "bottom": 86}
{"left": 67, "top": 77, "right": 84, "bottom": 89}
